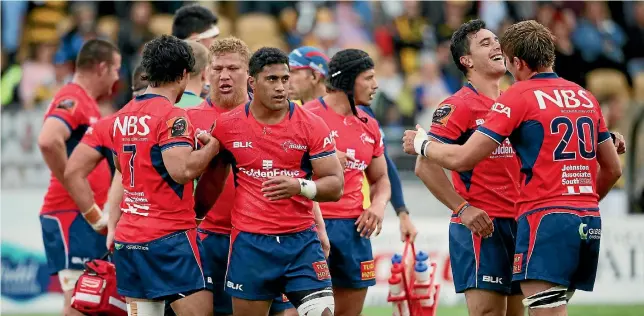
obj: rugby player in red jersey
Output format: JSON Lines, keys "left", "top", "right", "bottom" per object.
{"left": 187, "top": 37, "right": 296, "bottom": 316}
{"left": 303, "top": 48, "right": 391, "bottom": 315}
{"left": 404, "top": 21, "right": 623, "bottom": 316}
{"left": 195, "top": 47, "right": 343, "bottom": 316}
{"left": 37, "top": 39, "right": 121, "bottom": 316}
{"left": 413, "top": 20, "right": 525, "bottom": 316}
{"left": 109, "top": 35, "right": 219, "bottom": 315}
{"left": 65, "top": 62, "right": 151, "bottom": 254}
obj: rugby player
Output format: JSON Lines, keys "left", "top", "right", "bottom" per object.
{"left": 175, "top": 40, "right": 209, "bottom": 108}
{"left": 195, "top": 47, "right": 343, "bottom": 316}
{"left": 289, "top": 46, "right": 417, "bottom": 243}
{"left": 303, "top": 48, "right": 391, "bottom": 315}
{"left": 37, "top": 39, "right": 121, "bottom": 316}
{"left": 186, "top": 37, "right": 296, "bottom": 316}
{"left": 403, "top": 20, "right": 623, "bottom": 315}
{"left": 109, "top": 35, "right": 219, "bottom": 315}
{"left": 414, "top": 20, "right": 523, "bottom": 316}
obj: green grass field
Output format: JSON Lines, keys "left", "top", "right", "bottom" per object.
{"left": 360, "top": 305, "right": 644, "bottom": 316}
{"left": 5, "top": 305, "right": 644, "bottom": 316}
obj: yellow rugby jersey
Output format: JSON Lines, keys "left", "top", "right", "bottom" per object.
{"left": 294, "top": 99, "right": 371, "bottom": 208}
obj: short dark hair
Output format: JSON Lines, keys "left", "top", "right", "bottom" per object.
{"left": 450, "top": 19, "right": 486, "bottom": 75}
{"left": 501, "top": 20, "right": 556, "bottom": 71}
{"left": 75, "top": 39, "right": 119, "bottom": 70}
{"left": 140, "top": 35, "right": 195, "bottom": 87}
{"left": 131, "top": 65, "right": 148, "bottom": 91}
{"left": 172, "top": 4, "right": 218, "bottom": 40}
{"left": 249, "top": 47, "right": 289, "bottom": 78}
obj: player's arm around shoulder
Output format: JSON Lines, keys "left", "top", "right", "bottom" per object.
{"left": 159, "top": 109, "right": 219, "bottom": 184}
{"left": 596, "top": 123, "right": 623, "bottom": 201}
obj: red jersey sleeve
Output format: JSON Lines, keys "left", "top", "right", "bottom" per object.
{"left": 46, "top": 94, "right": 86, "bottom": 131}
{"left": 372, "top": 122, "right": 385, "bottom": 158}
{"left": 586, "top": 92, "right": 612, "bottom": 144}
{"left": 307, "top": 114, "right": 336, "bottom": 160}
{"left": 476, "top": 88, "right": 528, "bottom": 144}
{"left": 157, "top": 108, "right": 195, "bottom": 150}
{"left": 428, "top": 100, "right": 471, "bottom": 144}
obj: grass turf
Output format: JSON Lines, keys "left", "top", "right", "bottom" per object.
{"left": 361, "top": 305, "right": 644, "bottom": 316}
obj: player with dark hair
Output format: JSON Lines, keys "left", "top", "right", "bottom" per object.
{"left": 131, "top": 64, "right": 149, "bottom": 97}
{"left": 412, "top": 19, "right": 524, "bottom": 316}
{"left": 302, "top": 48, "right": 391, "bottom": 315}
{"left": 289, "top": 46, "right": 417, "bottom": 245}
{"left": 109, "top": 35, "right": 219, "bottom": 315}
{"left": 37, "top": 38, "right": 121, "bottom": 316}
{"left": 187, "top": 37, "right": 296, "bottom": 316}
{"left": 403, "top": 20, "right": 623, "bottom": 315}
{"left": 172, "top": 4, "right": 219, "bottom": 49}
{"left": 195, "top": 47, "right": 343, "bottom": 316}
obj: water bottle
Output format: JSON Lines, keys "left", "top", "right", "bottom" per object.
{"left": 414, "top": 262, "right": 433, "bottom": 306}
{"left": 392, "top": 253, "right": 403, "bottom": 265}
{"left": 389, "top": 275, "right": 410, "bottom": 316}
{"left": 415, "top": 251, "right": 432, "bottom": 275}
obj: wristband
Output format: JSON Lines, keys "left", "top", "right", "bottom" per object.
{"left": 298, "top": 178, "right": 317, "bottom": 200}
{"left": 454, "top": 202, "right": 471, "bottom": 218}
{"left": 420, "top": 140, "right": 429, "bottom": 157}
{"left": 82, "top": 203, "right": 107, "bottom": 231}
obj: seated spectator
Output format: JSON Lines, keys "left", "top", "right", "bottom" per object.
{"left": 572, "top": 2, "right": 626, "bottom": 66}
{"left": 19, "top": 41, "right": 57, "bottom": 110}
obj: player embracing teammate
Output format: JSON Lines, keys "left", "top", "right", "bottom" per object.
{"left": 405, "top": 20, "right": 623, "bottom": 316}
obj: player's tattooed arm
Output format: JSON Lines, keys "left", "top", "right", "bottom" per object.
{"left": 162, "top": 131, "right": 220, "bottom": 184}
{"left": 38, "top": 118, "right": 72, "bottom": 183}
{"left": 596, "top": 139, "right": 622, "bottom": 200}
{"left": 194, "top": 156, "right": 231, "bottom": 219}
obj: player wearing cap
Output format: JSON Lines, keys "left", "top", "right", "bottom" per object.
{"left": 303, "top": 48, "right": 390, "bottom": 315}
{"left": 288, "top": 46, "right": 417, "bottom": 245}
{"left": 37, "top": 39, "right": 121, "bottom": 316}
{"left": 404, "top": 21, "right": 623, "bottom": 315}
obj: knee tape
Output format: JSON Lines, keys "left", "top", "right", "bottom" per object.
{"left": 296, "top": 288, "right": 334, "bottom": 316}
{"left": 522, "top": 285, "right": 568, "bottom": 309}
{"left": 58, "top": 269, "right": 84, "bottom": 292}
{"left": 127, "top": 301, "right": 165, "bottom": 316}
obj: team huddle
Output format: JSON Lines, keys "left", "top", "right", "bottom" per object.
{"left": 36, "top": 4, "right": 624, "bottom": 316}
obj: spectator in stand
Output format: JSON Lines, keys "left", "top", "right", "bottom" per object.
{"left": 624, "top": 1, "right": 644, "bottom": 76}
{"left": 20, "top": 41, "right": 58, "bottom": 110}
{"left": 414, "top": 52, "right": 451, "bottom": 128}
{"left": 391, "top": 0, "right": 430, "bottom": 75}
{"left": 55, "top": 2, "right": 105, "bottom": 75}
{"left": 551, "top": 12, "right": 588, "bottom": 86}
{"left": 572, "top": 2, "right": 627, "bottom": 68}
{"left": 118, "top": 1, "right": 155, "bottom": 85}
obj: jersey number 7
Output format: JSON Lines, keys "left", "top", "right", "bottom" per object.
{"left": 550, "top": 116, "right": 595, "bottom": 161}
{"left": 123, "top": 144, "right": 137, "bottom": 187}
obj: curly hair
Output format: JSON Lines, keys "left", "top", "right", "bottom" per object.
{"left": 172, "top": 4, "right": 218, "bottom": 40}
{"left": 450, "top": 19, "right": 486, "bottom": 75}
{"left": 327, "top": 49, "right": 374, "bottom": 123}
{"left": 500, "top": 20, "right": 556, "bottom": 71}
{"left": 209, "top": 37, "right": 252, "bottom": 64}
{"left": 140, "top": 35, "right": 195, "bottom": 87}
{"left": 248, "top": 47, "right": 289, "bottom": 78}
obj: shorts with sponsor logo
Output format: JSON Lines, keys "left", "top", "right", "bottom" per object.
{"left": 449, "top": 216, "right": 521, "bottom": 295}
{"left": 513, "top": 207, "right": 601, "bottom": 292}
{"left": 113, "top": 229, "right": 206, "bottom": 299}
{"left": 225, "top": 226, "right": 331, "bottom": 301}
{"left": 324, "top": 218, "right": 376, "bottom": 288}
{"left": 198, "top": 229, "right": 293, "bottom": 314}
{"left": 40, "top": 210, "right": 107, "bottom": 274}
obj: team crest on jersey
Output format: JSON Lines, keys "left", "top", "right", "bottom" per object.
{"left": 432, "top": 104, "right": 454, "bottom": 126}
{"left": 166, "top": 117, "right": 189, "bottom": 138}
{"left": 360, "top": 133, "right": 375, "bottom": 144}
{"left": 55, "top": 98, "right": 77, "bottom": 112}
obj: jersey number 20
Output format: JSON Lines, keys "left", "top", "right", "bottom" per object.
{"left": 550, "top": 116, "right": 595, "bottom": 161}
{"left": 123, "top": 144, "right": 137, "bottom": 187}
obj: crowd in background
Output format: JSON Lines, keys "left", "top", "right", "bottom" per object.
{"left": 2, "top": 0, "right": 643, "bottom": 211}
